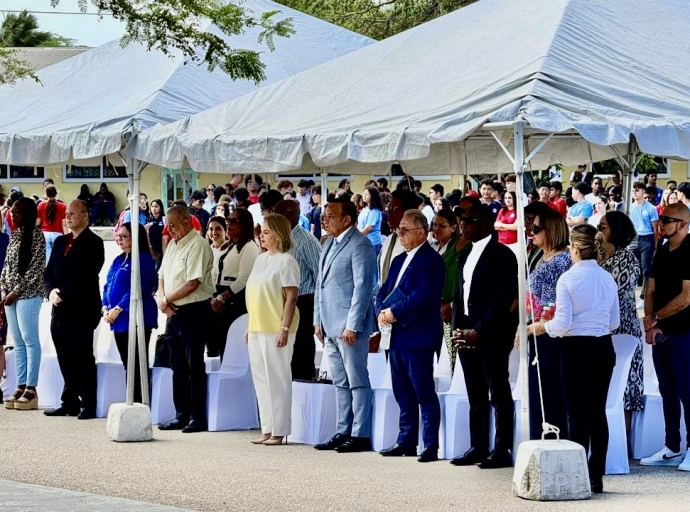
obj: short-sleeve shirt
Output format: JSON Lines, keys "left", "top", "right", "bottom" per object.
{"left": 549, "top": 197, "right": 567, "bottom": 218}
{"left": 357, "top": 206, "right": 382, "bottom": 246}
{"left": 567, "top": 201, "right": 594, "bottom": 222}
{"left": 496, "top": 208, "right": 518, "bottom": 245}
{"left": 245, "top": 252, "right": 301, "bottom": 333}
{"left": 159, "top": 229, "right": 214, "bottom": 306}
{"left": 37, "top": 200, "right": 66, "bottom": 233}
{"left": 482, "top": 200, "right": 503, "bottom": 220}
{"left": 629, "top": 201, "right": 659, "bottom": 236}
{"left": 650, "top": 236, "right": 690, "bottom": 335}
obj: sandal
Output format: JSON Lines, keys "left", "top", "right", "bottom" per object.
{"left": 14, "top": 387, "right": 38, "bottom": 411}
{"left": 3, "top": 385, "right": 25, "bottom": 410}
{"left": 251, "top": 433, "right": 272, "bottom": 445}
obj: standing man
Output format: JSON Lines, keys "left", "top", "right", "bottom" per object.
{"left": 548, "top": 181, "right": 567, "bottom": 217}
{"left": 157, "top": 206, "right": 214, "bottom": 433}
{"left": 273, "top": 200, "right": 321, "bottom": 381}
{"left": 646, "top": 172, "right": 663, "bottom": 205}
{"left": 314, "top": 198, "right": 377, "bottom": 453}
{"left": 429, "top": 184, "right": 444, "bottom": 203}
{"left": 296, "top": 179, "right": 312, "bottom": 217}
{"left": 585, "top": 177, "right": 604, "bottom": 205}
{"left": 379, "top": 189, "right": 419, "bottom": 287}
{"left": 451, "top": 204, "right": 518, "bottom": 469}
{"left": 478, "top": 179, "right": 502, "bottom": 220}
{"left": 376, "top": 210, "right": 444, "bottom": 462}
{"left": 244, "top": 175, "right": 263, "bottom": 204}
{"left": 566, "top": 182, "right": 594, "bottom": 228}
{"left": 641, "top": 204, "right": 690, "bottom": 471}
{"left": 630, "top": 181, "right": 659, "bottom": 308}
{"left": 44, "top": 200, "right": 104, "bottom": 419}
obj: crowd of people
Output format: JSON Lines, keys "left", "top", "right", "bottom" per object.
{"left": 2, "top": 167, "right": 690, "bottom": 495}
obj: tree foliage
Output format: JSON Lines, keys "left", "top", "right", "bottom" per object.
{"left": 276, "top": 0, "right": 476, "bottom": 40}
{"left": 0, "top": 10, "right": 54, "bottom": 47}
{"left": 0, "top": 47, "right": 39, "bottom": 86}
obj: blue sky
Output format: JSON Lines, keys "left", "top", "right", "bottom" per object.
{"left": 1, "top": 0, "right": 125, "bottom": 47}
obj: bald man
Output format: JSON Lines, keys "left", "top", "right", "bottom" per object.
{"left": 44, "top": 200, "right": 105, "bottom": 419}
{"left": 642, "top": 204, "right": 690, "bottom": 470}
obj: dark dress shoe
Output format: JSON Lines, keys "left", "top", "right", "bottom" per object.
{"left": 478, "top": 450, "right": 513, "bottom": 469}
{"left": 44, "top": 406, "right": 79, "bottom": 417}
{"left": 181, "top": 420, "right": 208, "bottom": 433}
{"left": 417, "top": 447, "right": 439, "bottom": 463}
{"left": 380, "top": 443, "right": 417, "bottom": 457}
{"left": 336, "top": 436, "right": 372, "bottom": 453}
{"left": 77, "top": 409, "right": 97, "bottom": 420}
{"left": 590, "top": 478, "right": 603, "bottom": 494}
{"left": 158, "top": 418, "right": 189, "bottom": 431}
{"left": 450, "top": 447, "right": 489, "bottom": 466}
{"left": 314, "top": 433, "right": 350, "bottom": 451}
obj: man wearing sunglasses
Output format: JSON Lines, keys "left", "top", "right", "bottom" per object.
{"left": 450, "top": 204, "right": 518, "bottom": 469}
{"left": 641, "top": 204, "right": 690, "bottom": 471}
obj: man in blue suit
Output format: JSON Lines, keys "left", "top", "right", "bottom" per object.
{"left": 314, "top": 198, "right": 377, "bottom": 452}
{"left": 376, "top": 209, "right": 445, "bottom": 462}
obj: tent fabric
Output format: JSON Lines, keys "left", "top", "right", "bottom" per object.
{"left": 0, "top": 0, "right": 372, "bottom": 166}
{"left": 128, "top": 0, "right": 690, "bottom": 175}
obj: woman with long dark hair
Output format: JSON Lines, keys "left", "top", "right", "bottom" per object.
{"left": 209, "top": 209, "right": 260, "bottom": 359}
{"left": 145, "top": 199, "right": 166, "bottom": 270}
{"left": 37, "top": 185, "right": 66, "bottom": 262}
{"left": 102, "top": 222, "right": 158, "bottom": 403}
{"left": 495, "top": 191, "right": 518, "bottom": 245}
{"left": 1, "top": 197, "right": 46, "bottom": 410}
{"left": 358, "top": 186, "right": 384, "bottom": 254}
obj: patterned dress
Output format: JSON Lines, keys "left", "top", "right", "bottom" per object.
{"left": 601, "top": 248, "right": 643, "bottom": 411}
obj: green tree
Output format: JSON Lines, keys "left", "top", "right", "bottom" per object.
{"left": 0, "top": 47, "right": 39, "bottom": 85}
{"left": 276, "top": 0, "right": 477, "bottom": 40}
{"left": 0, "top": 10, "right": 53, "bottom": 47}
{"left": 40, "top": 34, "right": 79, "bottom": 47}
{"left": 0, "top": 1, "right": 295, "bottom": 86}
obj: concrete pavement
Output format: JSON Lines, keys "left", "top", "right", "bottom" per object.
{"left": 1, "top": 407, "right": 689, "bottom": 512}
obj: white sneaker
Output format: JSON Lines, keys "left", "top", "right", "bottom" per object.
{"left": 640, "top": 446, "right": 683, "bottom": 466}
{"left": 678, "top": 451, "right": 690, "bottom": 472}
{"left": 636, "top": 299, "right": 645, "bottom": 309}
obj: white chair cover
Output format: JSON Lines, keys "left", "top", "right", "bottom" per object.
{"left": 314, "top": 334, "right": 323, "bottom": 371}
{"left": 439, "top": 352, "right": 472, "bottom": 459}
{"left": 434, "top": 345, "right": 452, "bottom": 393}
{"left": 1, "top": 348, "right": 17, "bottom": 400}
{"left": 95, "top": 330, "right": 126, "bottom": 418}
{"left": 207, "top": 315, "right": 259, "bottom": 431}
{"left": 370, "top": 353, "right": 400, "bottom": 452}
{"left": 205, "top": 356, "right": 221, "bottom": 373}
{"left": 38, "top": 302, "right": 54, "bottom": 355}
{"left": 289, "top": 352, "right": 337, "bottom": 445}
{"left": 150, "top": 367, "right": 176, "bottom": 425}
{"left": 632, "top": 394, "right": 687, "bottom": 459}
{"left": 36, "top": 354, "right": 64, "bottom": 409}
{"left": 605, "top": 334, "right": 638, "bottom": 474}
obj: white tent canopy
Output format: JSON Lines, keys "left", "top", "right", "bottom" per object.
{"left": 129, "top": 0, "right": 690, "bottom": 175}
{"left": 0, "top": 0, "right": 372, "bottom": 166}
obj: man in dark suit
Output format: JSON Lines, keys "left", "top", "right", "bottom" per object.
{"left": 44, "top": 200, "right": 105, "bottom": 419}
{"left": 451, "top": 203, "right": 518, "bottom": 469}
{"left": 376, "top": 209, "right": 445, "bottom": 462}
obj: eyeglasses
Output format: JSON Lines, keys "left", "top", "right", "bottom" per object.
{"left": 531, "top": 224, "right": 543, "bottom": 235}
{"left": 116, "top": 234, "right": 131, "bottom": 240}
{"left": 659, "top": 215, "right": 684, "bottom": 225}
{"left": 459, "top": 217, "right": 479, "bottom": 225}
{"left": 226, "top": 218, "right": 240, "bottom": 226}
{"left": 395, "top": 227, "right": 425, "bottom": 236}
{"left": 206, "top": 187, "right": 214, "bottom": 191}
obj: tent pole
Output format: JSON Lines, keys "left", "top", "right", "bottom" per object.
{"left": 513, "top": 121, "right": 530, "bottom": 443}
{"left": 623, "top": 138, "right": 638, "bottom": 215}
{"left": 321, "top": 169, "right": 328, "bottom": 206}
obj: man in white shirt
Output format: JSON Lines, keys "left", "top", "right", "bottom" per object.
{"left": 450, "top": 202, "right": 518, "bottom": 469}
{"left": 296, "top": 179, "right": 313, "bottom": 216}
{"left": 379, "top": 189, "right": 420, "bottom": 286}
{"left": 585, "top": 176, "right": 604, "bottom": 205}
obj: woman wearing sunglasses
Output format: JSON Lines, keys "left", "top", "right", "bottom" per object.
{"left": 521, "top": 208, "right": 571, "bottom": 441}
{"left": 596, "top": 211, "right": 642, "bottom": 450}
{"left": 208, "top": 209, "right": 260, "bottom": 360}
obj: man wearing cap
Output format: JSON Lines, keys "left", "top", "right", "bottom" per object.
{"left": 566, "top": 182, "right": 594, "bottom": 228}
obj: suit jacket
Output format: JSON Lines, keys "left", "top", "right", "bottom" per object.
{"left": 314, "top": 227, "right": 377, "bottom": 338}
{"left": 453, "top": 238, "right": 518, "bottom": 340}
{"left": 376, "top": 242, "right": 444, "bottom": 351}
{"left": 44, "top": 228, "right": 105, "bottom": 329}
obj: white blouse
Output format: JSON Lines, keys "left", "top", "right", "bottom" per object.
{"left": 211, "top": 241, "right": 261, "bottom": 294}
{"left": 545, "top": 259, "right": 620, "bottom": 338}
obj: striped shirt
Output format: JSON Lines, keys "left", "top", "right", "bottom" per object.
{"left": 290, "top": 225, "right": 321, "bottom": 295}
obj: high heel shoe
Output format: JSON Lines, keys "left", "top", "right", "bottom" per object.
{"left": 263, "top": 436, "right": 288, "bottom": 446}
{"left": 251, "top": 433, "right": 272, "bottom": 445}
{"left": 14, "top": 388, "right": 38, "bottom": 411}
{"left": 3, "top": 385, "right": 25, "bottom": 410}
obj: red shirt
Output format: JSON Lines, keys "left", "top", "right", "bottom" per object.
{"left": 37, "top": 200, "right": 67, "bottom": 233}
{"left": 5, "top": 210, "right": 15, "bottom": 232}
{"left": 247, "top": 195, "right": 259, "bottom": 204}
{"left": 549, "top": 197, "right": 567, "bottom": 218}
{"left": 496, "top": 208, "right": 518, "bottom": 245}
{"left": 162, "top": 216, "right": 201, "bottom": 237}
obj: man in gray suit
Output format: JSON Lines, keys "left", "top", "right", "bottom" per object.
{"left": 314, "top": 198, "right": 377, "bottom": 452}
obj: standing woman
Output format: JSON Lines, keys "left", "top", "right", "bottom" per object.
{"left": 495, "top": 191, "right": 518, "bottom": 246}
{"left": 522, "top": 208, "right": 571, "bottom": 440}
{"left": 528, "top": 224, "right": 619, "bottom": 494}
{"left": 0, "top": 224, "right": 8, "bottom": 379}
{"left": 102, "top": 222, "right": 158, "bottom": 403}
{"left": 1, "top": 197, "right": 46, "bottom": 410}
{"left": 597, "top": 211, "right": 643, "bottom": 448}
{"left": 358, "top": 186, "right": 384, "bottom": 254}
{"left": 588, "top": 195, "right": 608, "bottom": 228}
{"left": 432, "top": 209, "right": 461, "bottom": 373}
{"left": 139, "top": 193, "right": 150, "bottom": 220}
{"left": 145, "top": 199, "right": 166, "bottom": 271}
{"left": 245, "top": 214, "right": 300, "bottom": 445}
{"left": 36, "top": 185, "right": 67, "bottom": 262}
{"left": 308, "top": 186, "right": 323, "bottom": 240}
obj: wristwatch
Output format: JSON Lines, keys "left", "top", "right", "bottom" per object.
{"left": 281, "top": 326, "right": 289, "bottom": 332}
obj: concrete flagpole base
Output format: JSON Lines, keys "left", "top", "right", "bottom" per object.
{"left": 512, "top": 440, "right": 591, "bottom": 501}
{"left": 106, "top": 403, "right": 153, "bottom": 442}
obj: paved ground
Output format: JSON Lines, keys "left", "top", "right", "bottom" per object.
{"left": 1, "top": 408, "right": 689, "bottom": 512}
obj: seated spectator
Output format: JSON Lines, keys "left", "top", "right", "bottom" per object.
{"left": 77, "top": 184, "right": 94, "bottom": 210}
{"left": 91, "top": 182, "right": 116, "bottom": 226}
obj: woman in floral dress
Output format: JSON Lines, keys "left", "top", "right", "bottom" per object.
{"left": 597, "top": 211, "right": 643, "bottom": 451}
